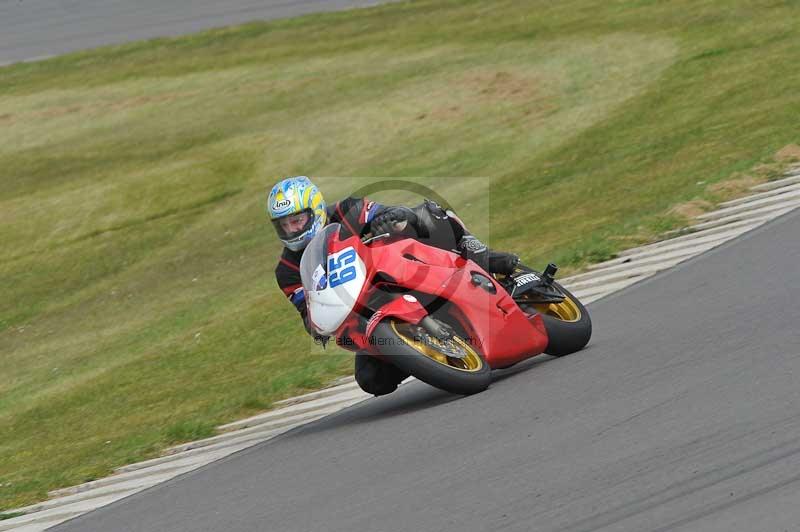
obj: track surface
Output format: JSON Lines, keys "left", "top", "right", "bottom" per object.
{"left": 52, "top": 209, "right": 800, "bottom": 531}
{"left": 0, "top": 0, "right": 396, "bottom": 65}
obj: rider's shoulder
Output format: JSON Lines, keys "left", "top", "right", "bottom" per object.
{"left": 339, "top": 196, "right": 366, "bottom": 209}
{"left": 419, "top": 198, "right": 450, "bottom": 219}
{"left": 328, "top": 196, "right": 365, "bottom": 217}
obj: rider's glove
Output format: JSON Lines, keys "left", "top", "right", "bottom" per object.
{"left": 488, "top": 251, "right": 520, "bottom": 275}
{"left": 370, "top": 207, "right": 418, "bottom": 236}
{"left": 457, "top": 235, "right": 490, "bottom": 270}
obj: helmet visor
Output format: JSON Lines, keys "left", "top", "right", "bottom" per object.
{"left": 272, "top": 209, "right": 315, "bottom": 241}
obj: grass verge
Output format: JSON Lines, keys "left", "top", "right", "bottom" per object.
{"left": 2, "top": 0, "right": 800, "bottom": 510}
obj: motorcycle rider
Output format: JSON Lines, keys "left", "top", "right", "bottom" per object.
{"left": 269, "top": 176, "right": 519, "bottom": 396}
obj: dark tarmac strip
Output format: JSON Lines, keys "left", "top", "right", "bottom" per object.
{"left": 0, "top": 0, "right": 398, "bottom": 65}
{"left": 51, "top": 208, "right": 800, "bottom": 531}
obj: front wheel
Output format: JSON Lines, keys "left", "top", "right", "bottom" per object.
{"left": 370, "top": 320, "right": 491, "bottom": 395}
{"left": 534, "top": 282, "right": 592, "bottom": 357}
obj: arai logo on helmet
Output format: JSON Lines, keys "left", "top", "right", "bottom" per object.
{"left": 273, "top": 199, "right": 291, "bottom": 211}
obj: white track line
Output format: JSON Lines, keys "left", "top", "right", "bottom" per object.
{"left": 696, "top": 188, "right": 800, "bottom": 221}
{"left": 720, "top": 181, "right": 800, "bottom": 208}
{"left": 750, "top": 168, "right": 800, "bottom": 192}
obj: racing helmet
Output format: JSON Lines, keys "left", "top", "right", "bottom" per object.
{"left": 267, "top": 176, "right": 327, "bottom": 251}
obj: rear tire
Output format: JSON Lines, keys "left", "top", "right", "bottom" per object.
{"left": 371, "top": 320, "right": 491, "bottom": 395}
{"left": 536, "top": 282, "right": 592, "bottom": 357}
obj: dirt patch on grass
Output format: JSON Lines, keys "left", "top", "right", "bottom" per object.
{"left": 707, "top": 175, "right": 764, "bottom": 197}
{"left": 107, "top": 93, "right": 183, "bottom": 111}
{"left": 467, "top": 71, "right": 537, "bottom": 101}
{"left": 416, "top": 70, "right": 546, "bottom": 122}
{"left": 667, "top": 199, "right": 714, "bottom": 219}
{"left": 39, "top": 105, "right": 85, "bottom": 119}
{"left": 30, "top": 92, "right": 189, "bottom": 121}
{"left": 418, "top": 106, "right": 463, "bottom": 121}
{"left": 468, "top": 70, "right": 539, "bottom": 103}
{"left": 775, "top": 143, "right": 800, "bottom": 162}
{"left": 701, "top": 148, "right": 799, "bottom": 203}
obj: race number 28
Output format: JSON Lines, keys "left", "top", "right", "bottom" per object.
{"left": 328, "top": 248, "right": 357, "bottom": 288}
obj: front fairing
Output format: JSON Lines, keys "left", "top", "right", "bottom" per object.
{"left": 300, "top": 224, "right": 367, "bottom": 335}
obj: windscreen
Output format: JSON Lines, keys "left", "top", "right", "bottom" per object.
{"left": 299, "top": 223, "right": 341, "bottom": 292}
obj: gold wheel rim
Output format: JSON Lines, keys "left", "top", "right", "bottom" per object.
{"left": 533, "top": 296, "right": 582, "bottom": 323}
{"left": 390, "top": 321, "right": 484, "bottom": 373}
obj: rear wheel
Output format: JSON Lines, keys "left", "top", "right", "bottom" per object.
{"left": 532, "top": 282, "right": 592, "bottom": 357}
{"left": 370, "top": 320, "right": 491, "bottom": 395}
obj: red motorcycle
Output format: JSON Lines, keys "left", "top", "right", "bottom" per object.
{"left": 300, "top": 223, "right": 592, "bottom": 395}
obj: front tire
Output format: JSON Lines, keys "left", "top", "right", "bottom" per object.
{"left": 534, "top": 282, "right": 592, "bottom": 357}
{"left": 370, "top": 320, "right": 491, "bottom": 395}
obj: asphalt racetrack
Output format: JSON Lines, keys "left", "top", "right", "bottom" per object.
{"left": 0, "top": 0, "right": 397, "bottom": 65}
{"left": 50, "top": 209, "right": 800, "bottom": 530}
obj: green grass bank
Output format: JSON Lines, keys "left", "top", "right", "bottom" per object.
{"left": 2, "top": 0, "right": 799, "bottom": 510}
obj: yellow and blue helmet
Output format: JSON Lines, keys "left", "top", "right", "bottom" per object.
{"left": 267, "top": 176, "right": 327, "bottom": 251}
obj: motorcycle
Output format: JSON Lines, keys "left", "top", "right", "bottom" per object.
{"left": 299, "top": 222, "right": 592, "bottom": 395}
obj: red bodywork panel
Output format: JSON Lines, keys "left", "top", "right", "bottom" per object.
{"left": 364, "top": 296, "right": 428, "bottom": 337}
{"left": 323, "top": 231, "right": 549, "bottom": 369}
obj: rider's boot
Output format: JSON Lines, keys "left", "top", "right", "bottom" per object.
{"left": 354, "top": 352, "right": 409, "bottom": 396}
